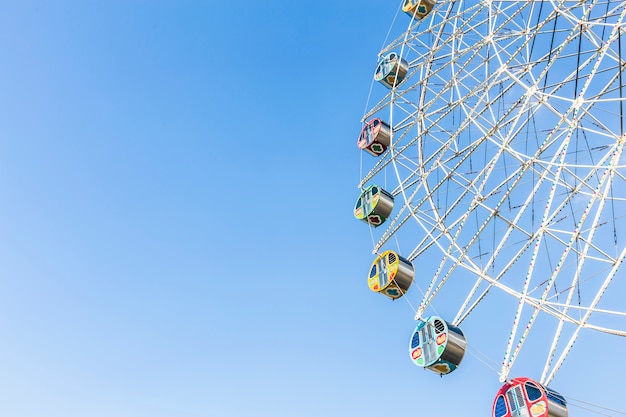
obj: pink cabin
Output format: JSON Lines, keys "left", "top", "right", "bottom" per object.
{"left": 493, "top": 377, "right": 567, "bottom": 417}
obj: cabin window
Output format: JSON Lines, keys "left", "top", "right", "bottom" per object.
{"left": 494, "top": 395, "right": 507, "bottom": 417}
{"left": 434, "top": 319, "right": 445, "bottom": 334}
{"left": 410, "top": 331, "right": 420, "bottom": 349}
{"left": 369, "top": 265, "right": 377, "bottom": 278}
{"left": 545, "top": 389, "right": 567, "bottom": 407}
{"left": 525, "top": 382, "right": 542, "bottom": 402}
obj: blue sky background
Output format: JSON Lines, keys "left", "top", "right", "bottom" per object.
{"left": 0, "top": 1, "right": 625, "bottom": 416}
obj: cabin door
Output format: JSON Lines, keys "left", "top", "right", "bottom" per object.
{"left": 419, "top": 323, "right": 436, "bottom": 364}
{"left": 376, "top": 257, "right": 388, "bottom": 289}
{"left": 506, "top": 385, "right": 529, "bottom": 417}
{"left": 362, "top": 190, "right": 373, "bottom": 217}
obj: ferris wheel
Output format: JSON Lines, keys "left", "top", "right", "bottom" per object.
{"left": 354, "top": 1, "right": 626, "bottom": 416}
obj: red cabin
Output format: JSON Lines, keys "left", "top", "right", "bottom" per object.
{"left": 493, "top": 377, "right": 567, "bottom": 417}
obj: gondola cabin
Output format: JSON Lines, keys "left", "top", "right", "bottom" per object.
{"left": 357, "top": 118, "right": 392, "bottom": 157}
{"left": 409, "top": 316, "right": 466, "bottom": 375}
{"left": 493, "top": 377, "right": 567, "bottom": 417}
{"left": 367, "top": 250, "right": 414, "bottom": 299}
{"left": 354, "top": 185, "right": 394, "bottom": 227}
{"left": 402, "top": 0, "right": 436, "bottom": 20}
{"left": 374, "top": 52, "right": 409, "bottom": 88}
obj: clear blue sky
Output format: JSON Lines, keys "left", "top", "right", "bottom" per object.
{"left": 0, "top": 1, "right": 624, "bottom": 416}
